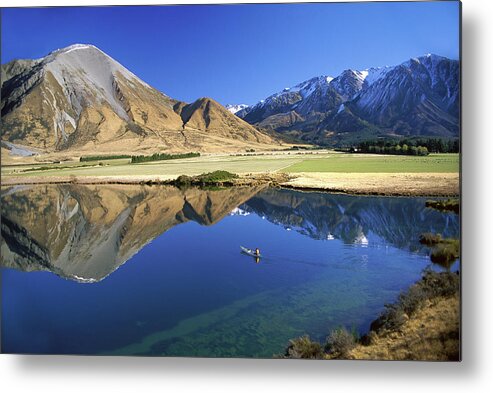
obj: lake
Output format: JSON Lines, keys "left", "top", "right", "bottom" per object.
{"left": 0, "top": 184, "right": 460, "bottom": 357}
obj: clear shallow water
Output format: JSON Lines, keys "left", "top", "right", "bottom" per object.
{"left": 0, "top": 185, "right": 459, "bottom": 357}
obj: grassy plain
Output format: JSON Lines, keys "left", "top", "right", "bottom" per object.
{"left": 1, "top": 153, "right": 305, "bottom": 178}
{"left": 1, "top": 151, "right": 460, "bottom": 196}
{"left": 283, "top": 153, "right": 459, "bottom": 173}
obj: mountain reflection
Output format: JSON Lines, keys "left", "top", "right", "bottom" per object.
{"left": 242, "top": 188, "right": 459, "bottom": 251}
{"left": 1, "top": 185, "right": 458, "bottom": 282}
{"left": 1, "top": 184, "right": 265, "bottom": 282}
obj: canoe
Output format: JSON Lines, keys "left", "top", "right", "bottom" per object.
{"left": 240, "top": 246, "right": 261, "bottom": 258}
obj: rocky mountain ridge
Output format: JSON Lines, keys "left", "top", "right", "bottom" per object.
{"left": 236, "top": 54, "right": 459, "bottom": 144}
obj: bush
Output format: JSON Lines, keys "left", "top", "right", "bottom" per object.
{"left": 420, "top": 268, "right": 459, "bottom": 298}
{"left": 419, "top": 232, "right": 442, "bottom": 245}
{"left": 398, "top": 285, "right": 428, "bottom": 315}
{"left": 425, "top": 199, "right": 460, "bottom": 214}
{"left": 284, "top": 335, "right": 324, "bottom": 359}
{"left": 325, "top": 327, "right": 357, "bottom": 357}
{"left": 172, "top": 171, "right": 238, "bottom": 187}
{"left": 419, "top": 232, "right": 460, "bottom": 268}
{"left": 174, "top": 175, "right": 193, "bottom": 186}
{"left": 430, "top": 243, "right": 460, "bottom": 266}
{"left": 370, "top": 304, "right": 407, "bottom": 333}
{"left": 196, "top": 170, "right": 238, "bottom": 184}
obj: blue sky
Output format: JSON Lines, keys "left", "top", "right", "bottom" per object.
{"left": 1, "top": 2, "right": 460, "bottom": 105}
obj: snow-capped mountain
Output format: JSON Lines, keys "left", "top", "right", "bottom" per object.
{"left": 349, "top": 54, "right": 459, "bottom": 136}
{"left": 240, "top": 75, "right": 335, "bottom": 121}
{"left": 236, "top": 54, "right": 459, "bottom": 143}
{"left": 1, "top": 44, "right": 278, "bottom": 153}
{"left": 225, "top": 104, "right": 249, "bottom": 114}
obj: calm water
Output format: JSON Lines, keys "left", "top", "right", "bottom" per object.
{"left": 0, "top": 184, "right": 459, "bottom": 357}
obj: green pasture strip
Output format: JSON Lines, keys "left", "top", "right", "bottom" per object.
{"left": 283, "top": 154, "right": 459, "bottom": 173}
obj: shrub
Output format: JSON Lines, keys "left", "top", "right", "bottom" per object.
{"left": 196, "top": 170, "right": 238, "bottom": 184}
{"left": 284, "top": 335, "right": 324, "bottom": 359}
{"left": 425, "top": 199, "right": 460, "bottom": 214}
{"left": 419, "top": 268, "right": 459, "bottom": 298}
{"left": 325, "top": 327, "right": 357, "bottom": 357}
{"left": 172, "top": 171, "right": 238, "bottom": 187}
{"left": 370, "top": 304, "right": 407, "bottom": 333}
{"left": 419, "top": 231, "right": 460, "bottom": 268}
{"left": 430, "top": 243, "right": 460, "bottom": 266}
{"left": 174, "top": 175, "right": 193, "bottom": 186}
{"left": 419, "top": 232, "right": 442, "bottom": 245}
{"left": 398, "top": 285, "right": 428, "bottom": 315}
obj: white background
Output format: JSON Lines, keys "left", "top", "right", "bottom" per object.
{"left": 1, "top": 0, "right": 491, "bottom": 392}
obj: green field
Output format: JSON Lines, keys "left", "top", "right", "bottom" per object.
{"left": 282, "top": 154, "right": 459, "bottom": 173}
{"left": 1, "top": 152, "right": 459, "bottom": 178}
{"left": 1, "top": 155, "right": 303, "bottom": 177}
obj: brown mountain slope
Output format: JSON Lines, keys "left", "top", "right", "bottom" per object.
{"left": 1, "top": 44, "right": 281, "bottom": 156}
{"left": 176, "top": 97, "right": 277, "bottom": 145}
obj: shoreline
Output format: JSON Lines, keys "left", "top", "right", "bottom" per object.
{"left": 283, "top": 269, "right": 460, "bottom": 361}
{"left": 0, "top": 172, "right": 459, "bottom": 197}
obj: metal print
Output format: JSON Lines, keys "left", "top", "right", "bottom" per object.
{"left": 0, "top": 1, "right": 461, "bottom": 360}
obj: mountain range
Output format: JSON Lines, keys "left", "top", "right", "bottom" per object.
{"left": 236, "top": 54, "right": 459, "bottom": 145}
{"left": 1, "top": 45, "right": 459, "bottom": 155}
{"left": 1, "top": 44, "right": 279, "bottom": 156}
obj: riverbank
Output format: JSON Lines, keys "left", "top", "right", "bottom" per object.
{"left": 0, "top": 171, "right": 459, "bottom": 197}
{"left": 283, "top": 269, "right": 460, "bottom": 361}
{"left": 347, "top": 294, "right": 459, "bottom": 360}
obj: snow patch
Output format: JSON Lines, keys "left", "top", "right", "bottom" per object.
{"left": 230, "top": 207, "right": 250, "bottom": 216}
{"left": 225, "top": 104, "right": 249, "bottom": 114}
{"left": 362, "top": 66, "right": 393, "bottom": 86}
{"left": 63, "top": 111, "right": 76, "bottom": 129}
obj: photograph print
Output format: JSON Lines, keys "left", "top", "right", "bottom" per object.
{"left": 0, "top": 1, "right": 460, "bottom": 360}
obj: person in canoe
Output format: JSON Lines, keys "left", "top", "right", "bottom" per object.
{"left": 254, "top": 248, "right": 260, "bottom": 264}
{"left": 240, "top": 246, "right": 262, "bottom": 261}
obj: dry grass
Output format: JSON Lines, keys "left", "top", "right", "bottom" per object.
{"left": 281, "top": 172, "right": 459, "bottom": 196}
{"left": 347, "top": 295, "right": 460, "bottom": 361}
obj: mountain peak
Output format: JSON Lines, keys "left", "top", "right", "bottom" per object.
{"left": 421, "top": 53, "right": 448, "bottom": 61}
{"left": 57, "top": 43, "right": 98, "bottom": 52}
{"left": 404, "top": 53, "right": 453, "bottom": 68}
{"left": 46, "top": 43, "right": 103, "bottom": 60}
{"left": 225, "top": 104, "right": 249, "bottom": 114}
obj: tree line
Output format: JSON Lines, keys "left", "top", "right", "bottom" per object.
{"left": 130, "top": 152, "right": 200, "bottom": 163}
{"left": 356, "top": 137, "right": 459, "bottom": 156}
{"left": 80, "top": 154, "right": 132, "bottom": 162}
